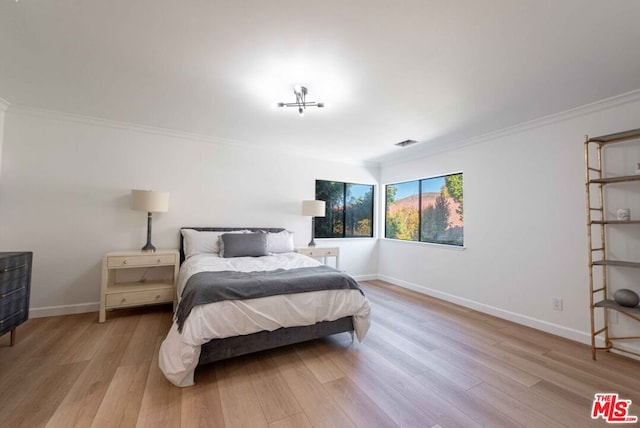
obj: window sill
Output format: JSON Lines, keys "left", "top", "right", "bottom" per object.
{"left": 314, "top": 237, "right": 377, "bottom": 242}
{"left": 381, "top": 238, "right": 466, "bottom": 251}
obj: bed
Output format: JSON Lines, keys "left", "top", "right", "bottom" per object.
{"left": 158, "top": 227, "right": 371, "bottom": 387}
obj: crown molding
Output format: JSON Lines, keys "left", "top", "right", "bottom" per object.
{"left": 380, "top": 88, "right": 640, "bottom": 166}
{"left": 6, "top": 104, "right": 379, "bottom": 168}
{"left": 7, "top": 104, "right": 250, "bottom": 146}
{"left": 0, "top": 97, "right": 10, "bottom": 112}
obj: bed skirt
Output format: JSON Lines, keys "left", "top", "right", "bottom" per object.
{"left": 198, "top": 316, "right": 354, "bottom": 365}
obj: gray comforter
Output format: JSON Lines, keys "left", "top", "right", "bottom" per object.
{"left": 176, "top": 265, "right": 364, "bottom": 332}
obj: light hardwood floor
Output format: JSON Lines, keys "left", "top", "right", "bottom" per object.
{"left": 1, "top": 280, "right": 639, "bottom": 427}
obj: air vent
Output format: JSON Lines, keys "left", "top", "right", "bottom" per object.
{"left": 395, "top": 139, "right": 418, "bottom": 147}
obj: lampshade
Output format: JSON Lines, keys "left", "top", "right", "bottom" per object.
{"left": 131, "top": 190, "right": 170, "bottom": 213}
{"left": 302, "top": 200, "right": 326, "bottom": 217}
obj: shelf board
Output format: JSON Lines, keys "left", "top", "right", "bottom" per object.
{"left": 592, "top": 259, "right": 640, "bottom": 269}
{"left": 589, "top": 129, "right": 640, "bottom": 145}
{"left": 591, "top": 220, "right": 640, "bottom": 225}
{"left": 595, "top": 299, "right": 640, "bottom": 315}
{"left": 589, "top": 174, "right": 640, "bottom": 184}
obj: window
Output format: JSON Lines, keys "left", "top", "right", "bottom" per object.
{"left": 315, "top": 180, "right": 374, "bottom": 238}
{"left": 385, "top": 172, "right": 463, "bottom": 246}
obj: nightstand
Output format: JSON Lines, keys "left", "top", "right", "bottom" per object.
{"left": 295, "top": 247, "right": 340, "bottom": 269}
{"left": 99, "top": 249, "right": 179, "bottom": 323}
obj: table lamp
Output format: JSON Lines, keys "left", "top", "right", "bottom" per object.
{"left": 131, "top": 189, "right": 169, "bottom": 252}
{"left": 302, "top": 200, "right": 326, "bottom": 247}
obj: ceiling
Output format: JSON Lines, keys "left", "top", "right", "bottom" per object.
{"left": 1, "top": 1, "right": 640, "bottom": 164}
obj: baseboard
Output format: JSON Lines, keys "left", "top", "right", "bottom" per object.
{"left": 377, "top": 274, "right": 595, "bottom": 346}
{"left": 610, "top": 347, "right": 640, "bottom": 362}
{"left": 353, "top": 274, "right": 379, "bottom": 282}
{"left": 30, "top": 302, "right": 99, "bottom": 318}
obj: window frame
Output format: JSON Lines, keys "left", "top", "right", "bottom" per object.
{"left": 314, "top": 179, "right": 375, "bottom": 239}
{"left": 384, "top": 172, "right": 464, "bottom": 247}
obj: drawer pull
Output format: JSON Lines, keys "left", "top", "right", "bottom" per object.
{"left": 0, "top": 286, "right": 25, "bottom": 299}
{"left": 121, "top": 298, "right": 127, "bottom": 303}
{"left": 0, "top": 309, "right": 23, "bottom": 324}
{"left": 122, "top": 260, "right": 128, "bottom": 265}
{"left": 0, "top": 264, "right": 26, "bottom": 274}
{"left": 156, "top": 295, "right": 161, "bottom": 299}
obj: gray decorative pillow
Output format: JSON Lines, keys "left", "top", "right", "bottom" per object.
{"left": 220, "top": 233, "right": 269, "bottom": 258}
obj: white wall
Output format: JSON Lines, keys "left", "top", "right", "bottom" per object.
{"left": 0, "top": 98, "right": 8, "bottom": 179}
{"left": 379, "top": 93, "right": 640, "bottom": 350}
{"left": 0, "top": 110, "right": 379, "bottom": 316}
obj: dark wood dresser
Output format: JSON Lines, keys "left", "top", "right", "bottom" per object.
{"left": 0, "top": 252, "right": 32, "bottom": 346}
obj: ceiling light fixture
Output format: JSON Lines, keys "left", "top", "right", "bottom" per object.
{"left": 277, "top": 85, "right": 325, "bottom": 116}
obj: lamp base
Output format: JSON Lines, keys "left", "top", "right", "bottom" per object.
{"left": 309, "top": 217, "right": 317, "bottom": 247}
{"left": 141, "top": 242, "right": 156, "bottom": 253}
{"left": 141, "top": 212, "right": 156, "bottom": 252}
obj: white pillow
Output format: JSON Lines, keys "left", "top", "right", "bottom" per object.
{"left": 181, "top": 229, "right": 250, "bottom": 259}
{"left": 266, "top": 230, "right": 295, "bottom": 254}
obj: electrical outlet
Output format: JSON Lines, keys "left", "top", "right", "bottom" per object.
{"left": 553, "top": 297, "right": 563, "bottom": 311}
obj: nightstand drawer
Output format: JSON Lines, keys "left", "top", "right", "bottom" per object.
{"left": 0, "top": 255, "right": 31, "bottom": 284}
{"left": 301, "top": 248, "right": 337, "bottom": 257}
{"left": 0, "top": 278, "right": 28, "bottom": 299}
{"left": 0, "top": 274, "right": 30, "bottom": 296}
{"left": 0, "top": 286, "right": 28, "bottom": 335}
{"left": 0, "top": 309, "right": 26, "bottom": 330}
{"left": 107, "top": 254, "right": 176, "bottom": 268}
{"left": 295, "top": 247, "right": 340, "bottom": 269}
{"left": 106, "top": 288, "right": 174, "bottom": 308}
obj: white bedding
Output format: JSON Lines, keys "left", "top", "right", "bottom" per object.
{"left": 159, "top": 252, "right": 371, "bottom": 387}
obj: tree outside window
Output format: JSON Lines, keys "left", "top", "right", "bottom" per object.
{"left": 315, "top": 180, "right": 374, "bottom": 238}
{"left": 385, "top": 173, "right": 463, "bottom": 246}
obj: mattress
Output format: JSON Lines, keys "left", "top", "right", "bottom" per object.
{"left": 159, "top": 252, "right": 371, "bottom": 387}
